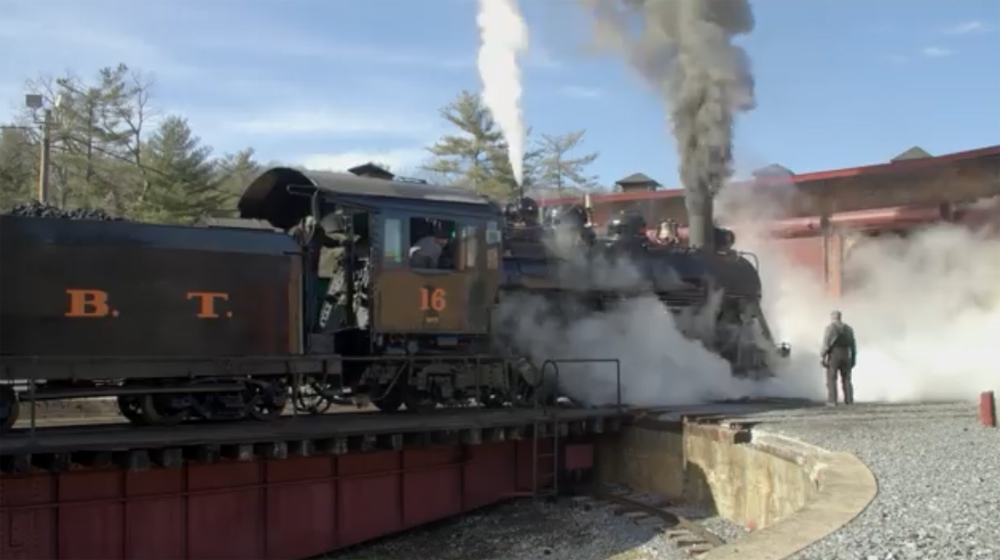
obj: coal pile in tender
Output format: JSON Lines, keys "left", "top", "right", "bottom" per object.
{"left": 3, "top": 201, "right": 125, "bottom": 221}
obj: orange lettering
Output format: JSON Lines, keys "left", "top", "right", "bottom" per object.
{"left": 419, "top": 288, "right": 447, "bottom": 313}
{"left": 186, "top": 291, "right": 229, "bottom": 319}
{"left": 65, "top": 289, "right": 113, "bottom": 317}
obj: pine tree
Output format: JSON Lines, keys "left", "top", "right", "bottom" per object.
{"left": 141, "top": 116, "right": 225, "bottom": 224}
{"left": 536, "top": 130, "right": 600, "bottom": 195}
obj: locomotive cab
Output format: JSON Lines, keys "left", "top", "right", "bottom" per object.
{"left": 372, "top": 210, "right": 501, "bottom": 337}
{"left": 238, "top": 167, "right": 508, "bottom": 411}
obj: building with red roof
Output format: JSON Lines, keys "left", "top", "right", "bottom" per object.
{"left": 540, "top": 144, "right": 1000, "bottom": 296}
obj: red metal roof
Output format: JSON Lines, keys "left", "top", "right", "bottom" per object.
{"left": 541, "top": 144, "right": 1000, "bottom": 207}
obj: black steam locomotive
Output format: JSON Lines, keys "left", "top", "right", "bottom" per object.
{"left": 0, "top": 167, "right": 788, "bottom": 430}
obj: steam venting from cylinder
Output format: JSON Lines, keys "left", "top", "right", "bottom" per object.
{"left": 579, "top": 0, "right": 756, "bottom": 252}
{"left": 477, "top": 0, "right": 529, "bottom": 188}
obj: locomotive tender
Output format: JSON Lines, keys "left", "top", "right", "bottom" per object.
{"left": 0, "top": 167, "right": 788, "bottom": 430}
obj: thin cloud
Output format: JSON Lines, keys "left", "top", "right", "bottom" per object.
{"left": 196, "top": 35, "right": 472, "bottom": 71}
{"left": 920, "top": 46, "right": 954, "bottom": 58}
{"left": 558, "top": 85, "right": 603, "bottom": 99}
{"left": 198, "top": 32, "right": 560, "bottom": 72}
{"left": 527, "top": 44, "right": 563, "bottom": 70}
{"left": 296, "top": 147, "right": 429, "bottom": 173}
{"left": 880, "top": 54, "right": 909, "bottom": 64}
{"left": 942, "top": 21, "right": 992, "bottom": 35}
{"left": 226, "top": 109, "right": 437, "bottom": 139}
{"left": 0, "top": 14, "right": 197, "bottom": 81}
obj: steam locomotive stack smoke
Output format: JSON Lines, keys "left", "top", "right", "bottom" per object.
{"left": 581, "top": 0, "right": 756, "bottom": 251}
{"left": 477, "top": 0, "right": 529, "bottom": 189}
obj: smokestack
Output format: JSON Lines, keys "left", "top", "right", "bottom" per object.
{"left": 579, "top": 0, "right": 756, "bottom": 255}
{"left": 686, "top": 192, "right": 715, "bottom": 252}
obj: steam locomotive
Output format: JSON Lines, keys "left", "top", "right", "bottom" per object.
{"left": 0, "top": 167, "right": 789, "bottom": 430}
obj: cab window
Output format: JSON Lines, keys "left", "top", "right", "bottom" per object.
{"left": 408, "top": 217, "right": 459, "bottom": 271}
{"left": 383, "top": 218, "right": 403, "bottom": 264}
{"left": 486, "top": 221, "right": 501, "bottom": 245}
{"left": 464, "top": 225, "right": 478, "bottom": 269}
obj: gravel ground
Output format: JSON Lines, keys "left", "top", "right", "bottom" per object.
{"left": 326, "top": 493, "right": 746, "bottom": 560}
{"left": 601, "top": 484, "right": 751, "bottom": 544}
{"left": 745, "top": 402, "right": 1000, "bottom": 560}
{"left": 676, "top": 503, "right": 751, "bottom": 544}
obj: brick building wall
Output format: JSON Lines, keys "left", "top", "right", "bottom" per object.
{"left": 576, "top": 150, "right": 1000, "bottom": 229}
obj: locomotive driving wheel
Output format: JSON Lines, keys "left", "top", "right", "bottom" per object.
{"left": 0, "top": 386, "right": 20, "bottom": 431}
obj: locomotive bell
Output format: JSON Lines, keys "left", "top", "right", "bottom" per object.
{"left": 506, "top": 197, "right": 540, "bottom": 225}
{"left": 607, "top": 211, "right": 647, "bottom": 239}
{"left": 545, "top": 204, "right": 586, "bottom": 228}
{"left": 519, "top": 197, "right": 540, "bottom": 225}
{"left": 713, "top": 227, "right": 737, "bottom": 252}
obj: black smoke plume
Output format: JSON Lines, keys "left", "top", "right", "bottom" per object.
{"left": 580, "top": 0, "right": 756, "bottom": 251}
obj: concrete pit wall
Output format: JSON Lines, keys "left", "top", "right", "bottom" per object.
{"left": 596, "top": 419, "right": 877, "bottom": 560}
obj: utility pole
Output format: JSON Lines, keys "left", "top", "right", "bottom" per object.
{"left": 24, "top": 94, "right": 53, "bottom": 205}
{"left": 37, "top": 109, "right": 52, "bottom": 204}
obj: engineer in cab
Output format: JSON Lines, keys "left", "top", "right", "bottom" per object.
{"left": 408, "top": 225, "right": 451, "bottom": 269}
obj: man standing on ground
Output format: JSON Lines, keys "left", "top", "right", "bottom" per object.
{"left": 821, "top": 310, "right": 857, "bottom": 405}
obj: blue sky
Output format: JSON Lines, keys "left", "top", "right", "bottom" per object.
{"left": 1, "top": 0, "right": 998, "bottom": 188}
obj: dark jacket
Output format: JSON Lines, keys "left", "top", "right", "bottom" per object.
{"left": 822, "top": 321, "right": 857, "bottom": 360}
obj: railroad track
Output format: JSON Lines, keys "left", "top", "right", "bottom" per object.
{"left": 1, "top": 405, "right": 625, "bottom": 457}
{"left": 571, "top": 490, "right": 725, "bottom": 558}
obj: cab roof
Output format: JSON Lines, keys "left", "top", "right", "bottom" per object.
{"left": 238, "top": 167, "right": 498, "bottom": 229}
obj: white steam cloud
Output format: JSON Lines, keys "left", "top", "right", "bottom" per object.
{"left": 725, "top": 191, "right": 1000, "bottom": 404}
{"left": 497, "top": 196, "right": 999, "bottom": 408}
{"left": 496, "top": 226, "right": 814, "bottom": 408}
{"left": 477, "top": 0, "right": 529, "bottom": 186}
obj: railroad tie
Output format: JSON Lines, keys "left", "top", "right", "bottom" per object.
{"left": 636, "top": 516, "right": 667, "bottom": 529}
{"left": 684, "top": 543, "right": 715, "bottom": 557}
{"left": 674, "top": 536, "right": 709, "bottom": 547}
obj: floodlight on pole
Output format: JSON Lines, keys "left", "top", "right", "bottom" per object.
{"left": 24, "top": 94, "right": 43, "bottom": 110}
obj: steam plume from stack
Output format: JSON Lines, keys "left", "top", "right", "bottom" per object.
{"left": 579, "top": 0, "right": 756, "bottom": 251}
{"left": 477, "top": 0, "right": 529, "bottom": 187}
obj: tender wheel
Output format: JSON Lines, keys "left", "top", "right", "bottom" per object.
{"left": 1, "top": 386, "right": 20, "bottom": 431}
{"left": 117, "top": 395, "right": 147, "bottom": 425}
{"left": 245, "top": 381, "right": 287, "bottom": 422}
{"left": 294, "top": 381, "right": 334, "bottom": 415}
{"left": 140, "top": 394, "right": 187, "bottom": 426}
